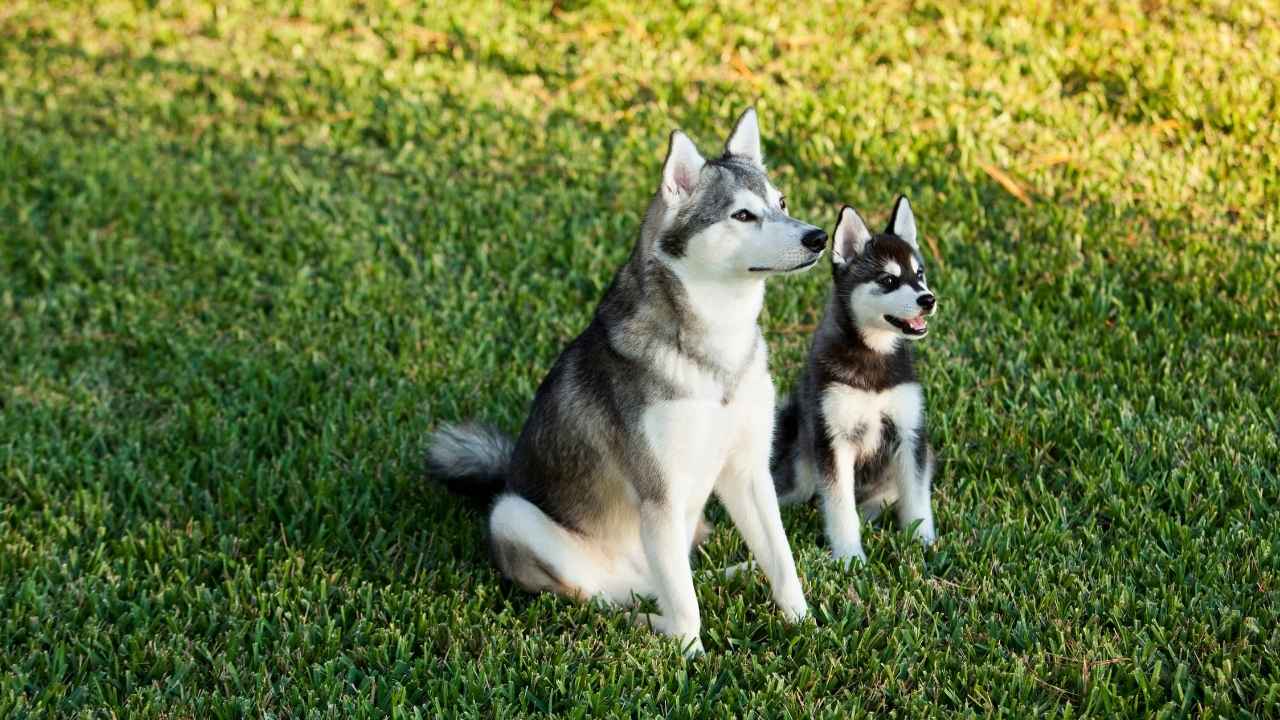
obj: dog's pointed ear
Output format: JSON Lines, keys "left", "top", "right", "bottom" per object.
{"left": 724, "top": 107, "right": 763, "bottom": 167}
{"left": 887, "top": 195, "right": 918, "bottom": 248}
{"left": 832, "top": 205, "right": 872, "bottom": 266}
{"left": 661, "top": 130, "right": 706, "bottom": 205}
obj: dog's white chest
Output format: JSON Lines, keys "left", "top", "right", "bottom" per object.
{"left": 641, "top": 398, "right": 734, "bottom": 504}
{"left": 821, "top": 383, "right": 923, "bottom": 460}
{"left": 640, "top": 346, "right": 772, "bottom": 508}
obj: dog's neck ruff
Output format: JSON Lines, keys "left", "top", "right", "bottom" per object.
{"left": 604, "top": 256, "right": 766, "bottom": 400}
{"left": 854, "top": 326, "right": 901, "bottom": 355}
{"left": 674, "top": 268, "right": 765, "bottom": 394}
{"left": 671, "top": 264, "right": 764, "bottom": 333}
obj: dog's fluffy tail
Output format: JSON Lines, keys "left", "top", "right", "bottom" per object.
{"left": 426, "top": 422, "right": 513, "bottom": 500}
{"left": 770, "top": 394, "right": 801, "bottom": 498}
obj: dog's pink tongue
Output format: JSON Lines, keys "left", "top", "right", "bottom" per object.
{"left": 908, "top": 316, "right": 927, "bottom": 331}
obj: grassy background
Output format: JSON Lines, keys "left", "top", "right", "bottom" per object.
{"left": 2, "top": 0, "right": 1278, "bottom": 716}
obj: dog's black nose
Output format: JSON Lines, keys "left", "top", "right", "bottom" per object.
{"left": 917, "top": 293, "right": 936, "bottom": 311}
{"left": 801, "top": 228, "right": 827, "bottom": 252}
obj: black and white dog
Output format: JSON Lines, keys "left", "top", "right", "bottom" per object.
{"left": 429, "top": 110, "right": 826, "bottom": 654}
{"left": 772, "top": 197, "right": 938, "bottom": 564}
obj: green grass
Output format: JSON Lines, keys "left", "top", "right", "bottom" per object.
{"left": 2, "top": 0, "right": 1278, "bottom": 716}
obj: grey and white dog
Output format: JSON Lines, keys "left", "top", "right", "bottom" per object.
{"left": 428, "top": 109, "right": 826, "bottom": 655}
{"left": 772, "top": 198, "right": 938, "bottom": 565}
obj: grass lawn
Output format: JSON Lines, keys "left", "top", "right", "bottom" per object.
{"left": 2, "top": 0, "right": 1278, "bottom": 716}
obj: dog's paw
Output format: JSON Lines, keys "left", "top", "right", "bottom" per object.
{"left": 773, "top": 579, "right": 809, "bottom": 623}
{"left": 720, "top": 560, "right": 756, "bottom": 580}
{"left": 633, "top": 613, "right": 704, "bottom": 657}
{"left": 779, "top": 598, "right": 809, "bottom": 624}
{"left": 692, "top": 515, "right": 714, "bottom": 548}
{"left": 681, "top": 636, "right": 706, "bottom": 658}
{"left": 910, "top": 517, "right": 937, "bottom": 546}
{"left": 632, "top": 612, "right": 665, "bottom": 632}
{"left": 833, "top": 545, "right": 867, "bottom": 568}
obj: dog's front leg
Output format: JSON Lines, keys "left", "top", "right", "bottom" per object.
{"left": 716, "top": 460, "right": 808, "bottom": 622}
{"left": 819, "top": 441, "right": 867, "bottom": 566}
{"left": 893, "top": 440, "right": 936, "bottom": 546}
{"left": 636, "top": 500, "right": 703, "bottom": 656}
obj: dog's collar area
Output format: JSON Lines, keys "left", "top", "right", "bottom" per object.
{"left": 884, "top": 314, "right": 929, "bottom": 336}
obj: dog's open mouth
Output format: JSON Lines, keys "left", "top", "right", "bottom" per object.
{"left": 885, "top": 314, "right": 929, "bottom": 336}
{"left": 749, "top": 255, "right": 821, "bottom": 274}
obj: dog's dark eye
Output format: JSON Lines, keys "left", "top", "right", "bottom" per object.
{"left": 732, "top": 209, "right": 758, "bottom": 223}
{"left": 878, "top": 274, "right": 899, "bottom": 289}
{"left": 779, "top": 197, "right": 787, "bottom": 212}
{"left": 916, "top": 268, "right": 926, "bottom": 281}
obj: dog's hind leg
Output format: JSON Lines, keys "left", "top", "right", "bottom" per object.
{"left": 775, "top": 447, "right": 819, "bottom": 506}
{"left": 489, "top": 494, "right": 593, "bottom": 600}
{"left": 485, "top": 494, "right": 610, "bottom": 601}
{"left": 489, "top": 493, "right": 655, "bottom": 606}
{"left": 856, "top": 479, "right": 898, "bottom": 522}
